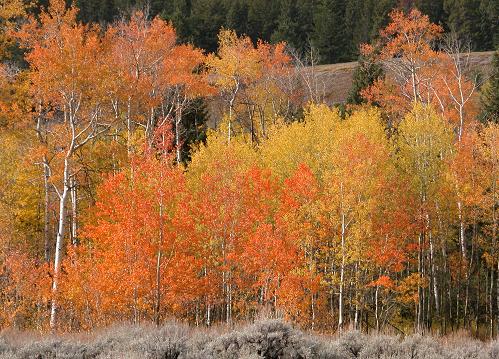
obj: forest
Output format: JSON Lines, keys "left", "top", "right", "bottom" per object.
{"left": 0, "top": 0, "right": 498, "bottom": 346}
{"left": 16, "top": 0, "right": 499, "bottom": 64}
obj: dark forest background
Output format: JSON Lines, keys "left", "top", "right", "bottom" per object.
{"left": 34, "top": 0, "right": 498, "bottom": 64}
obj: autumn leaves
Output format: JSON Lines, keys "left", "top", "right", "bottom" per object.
{"left": 0, "top": 0, "right": 497, "bottom": 335}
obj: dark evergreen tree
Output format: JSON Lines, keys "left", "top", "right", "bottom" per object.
{"left": 31, "top": 0, "right": 497, "bottom": 65}
{"left": 246, "top": 0, "right": 280, "bottom": 43}
{"left": 480, "top": 50, "right": 499, "bottom": 123}
{"left": 368, "top": 0, "right": 397, "bottom": 40}
{"left": 347, "top": 55, "right": 384, "bottom": 105}
{"left": 444, "top": 0, "right": 496, "bottom": 51}
{"left": 271, "top": 0, "right": 315, "bottom": 54}
{"left": 161, "top": 0, "right": 191, "bottom": 42}
{"left": 189, "top": 0, "right": 227, "bottom": 53}
{"left": 271, "top": 0, "right": 300, "bottom": 47}
{"left": 180, "top": 98, "right": 209, "bottom": 163}
{"left": 312, "top": 0, "right": 349, "bottom": 63}
{"left": 226, "top": 0, "right": 249, "bottom": 37}
{"left": 76, "top": 0, "right": 117, "bottom": 24}
{"left": 416, "top": 0, "right": 445, "bottom": 26}
{"left": 478, "top": 0, "right": 498, "bottom": 51}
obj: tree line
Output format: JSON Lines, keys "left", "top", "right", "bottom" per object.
{"left": 26, "top": 0, "right": 499, "bottom": 65}
{"left": 0, "top": 0, "right": 498, "bottom": 337}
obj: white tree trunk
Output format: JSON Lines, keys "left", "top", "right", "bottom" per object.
{"left": 70, "top": 176, "right": 77, "bottom": 245}
{"left": 339, "top": 212, "right": 346, "bottom": 334}
{"left": 50, "top": 157, "right": 71, "bottom": 331}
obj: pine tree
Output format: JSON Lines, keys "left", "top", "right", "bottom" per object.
{"left": 161, "top": 0, "right": 191, "bottom": 42}
{"left": 416, "top": 0, "right": 445, "bottom": 26}
{"left": 271, "top": 0, "right": 314, "bottom": 54}
{"left": 347, "top": 55, "right": 384, "bottom": 105}
{"left": 246, "top": 0, "right": 280, "bottom": 43}
{"left": 478, "top": 0, "right": 498, "bottom": 50}
{"left": 444, "top": 0, "right": 492, "bottom": 50}
{"left": 480, "top": 50, "right": 499, "bottom": 123}
{"left": 312, "top": 0, "right": 348, "bottom": 63}
{"left": 271, "top": 0, "right": 299, "bottom": 47}
{"left": 76, "top": 0, "right": 116, "bottom": 24}
{"left": 226, "top": 0, "right": 249, "bottom": 37}
{"left": 189, "top": 0, "right": 227, "bottom": 53}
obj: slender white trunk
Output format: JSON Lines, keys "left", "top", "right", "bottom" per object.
{"left": 311, "top": 294, "right": 315, "bottom": 331}
{"left": 429, "top": 230, "right": 440, "bottom": 315}
{"left": 339, "top": 212, "right": 346, "bottom": 334}
{"left": 50, "top": 157, "right": 71, "bottom": 331}
{"left": 228, "top": 100, "right": 233, "bottom": 144}
{"left": 70, "top": 176, "right": 77, "bottom": 245}
{"left": 417, "top": 233, "right": 422, "bottom": 333}
{"left": 155, "top": 193, "right": 163, "bottom": 326}
{"left": 375, "top": 284, "right": 380, "bottom": 331}
{"left": 458, "top": 201, "right": 466, "bottom": 261}
{"left": 175, "top": 100, "right": 182, "bottom": 163}
{"left": 207, "top": 302, "right": 211, "bottom": 326}
{"left": 43, "top": 160, "right": 51, "bottom": 263}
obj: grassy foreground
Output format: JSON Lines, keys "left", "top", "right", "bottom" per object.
{"left": 1, "top": 320, "right": 498, "bottom": 359}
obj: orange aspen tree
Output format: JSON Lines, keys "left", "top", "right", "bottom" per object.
{"left": 18, "top": 0, "right": 112, "bottom": 330}
{"left": 105, "top": 12, "right": 177, "bottom": 153}
{"left": 63, "top": 145, "right": 198, "bottom": 328}
{"left": 361, "top": 9, "right": 443, "bottom": 123}
{"left": 162, "top": 44, "right": 211, "bottom": 163}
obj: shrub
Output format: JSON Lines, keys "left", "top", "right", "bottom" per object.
{"left": 360, "top": 334, "right": 399, "bottom": 359}
{"left": 1, "top": 321, "right": 498, "bottom": 358}
{"left": 481, "top": 340, "right": 499, "bottom": 359}
{"left": 196, "top": 320, "right": 318, "bottom": 359}
{"left": 397, "top": 335, "right": 446, "bottom": 359}
{"left": 447, "top": 339, "right": 486, "bottom": 359}
{"left": 338, "top": 331, "right": 367, "bottom": 358}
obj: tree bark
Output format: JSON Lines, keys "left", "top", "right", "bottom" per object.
{"left": 50, "top": 156, "right": 71, "bottom": 331}
{"left": 43, "top": 159, "right": 51, "bottom": 263}
{"left": 338, "top": 211, "right": 346, "bottom": 334}
{"left": 70, "top": 176, "right": 78, "bottom": 245}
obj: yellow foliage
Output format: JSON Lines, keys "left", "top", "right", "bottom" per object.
{"left": 260, "top": 103, "right": 340, "bottom": 181}
{"left": 396, "top": 103, "right": 454, "bottom": 197}
{"left": 0, "top": 130, "right": 43, "bottom": 252}
{"left": 187, "top": 128, "right": 259, "bottom": 189}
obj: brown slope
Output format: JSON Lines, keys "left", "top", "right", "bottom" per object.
{"left": 317, "top": 51, "right": 495, "bottom": 105}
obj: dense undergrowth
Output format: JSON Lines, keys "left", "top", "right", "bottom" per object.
{"left": 1, "top": 320, "right": 498, "bottom": 359}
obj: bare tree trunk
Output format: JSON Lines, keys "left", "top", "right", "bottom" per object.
{"left": 339, "top": 212, "right": 346, "bottom": 334}
{"left": 429, "top": 228, "right": 440, "bottom": 318}
{"left": 417, "top": 232, "right": 423, "bottom": 333}
{"left": 311, "top": 293, "right": 315, "bottom": 331}
{"left": 375, "top": 284, "right": 380, "bottom": 332}
{"left": 458, "top": 201, "right": 466, "bottom": 261}
{"left": 70, "top": 176, "right": 78, "bottom": 245}
{"left": 354, "top": 263, "right": 359, "bottom": 330}
{"left": 50, "top": 157, "right": 71, "bottom": 331}
{"left": 228, "top": 98, "right": 233, "bottom": 144}
{"left": 154, "top": 192, "right": 164, "bottom": 326}
{"left": 207, "top": 302, "right": 211, "bottom": 326}
{"left": 43, "top": 159, "right": 51, "bottom": 263}
{"left": 127, "top": 97, "right": 132, "bottom": 155}
{"left": 175, "top": 99, "right": 182, "bottom": 164}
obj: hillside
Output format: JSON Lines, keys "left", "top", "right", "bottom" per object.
{"left": 316, "top": 51, "right": 496, "bottom": 104}
{"left": 206, "top": 51, "right": 495, "bottom": 124}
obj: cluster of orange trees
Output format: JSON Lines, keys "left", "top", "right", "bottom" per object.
{"left": 0, "top": 0, "right": 497, "bottom": 336}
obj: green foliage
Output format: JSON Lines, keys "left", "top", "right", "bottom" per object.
{"left": 480, "top": 50, "right": 499, "bottom": 123}
{"left": 312, "top": 0, "right": 348, "bottom": 64}
{"left": 444, "top": 0, "right": 497, "bottom": 51}
{"left": 347, "top": 55, "right": 384, "bottom": 105}
{"left": 46, "top": 0, "right": 496, "bottom": 65}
